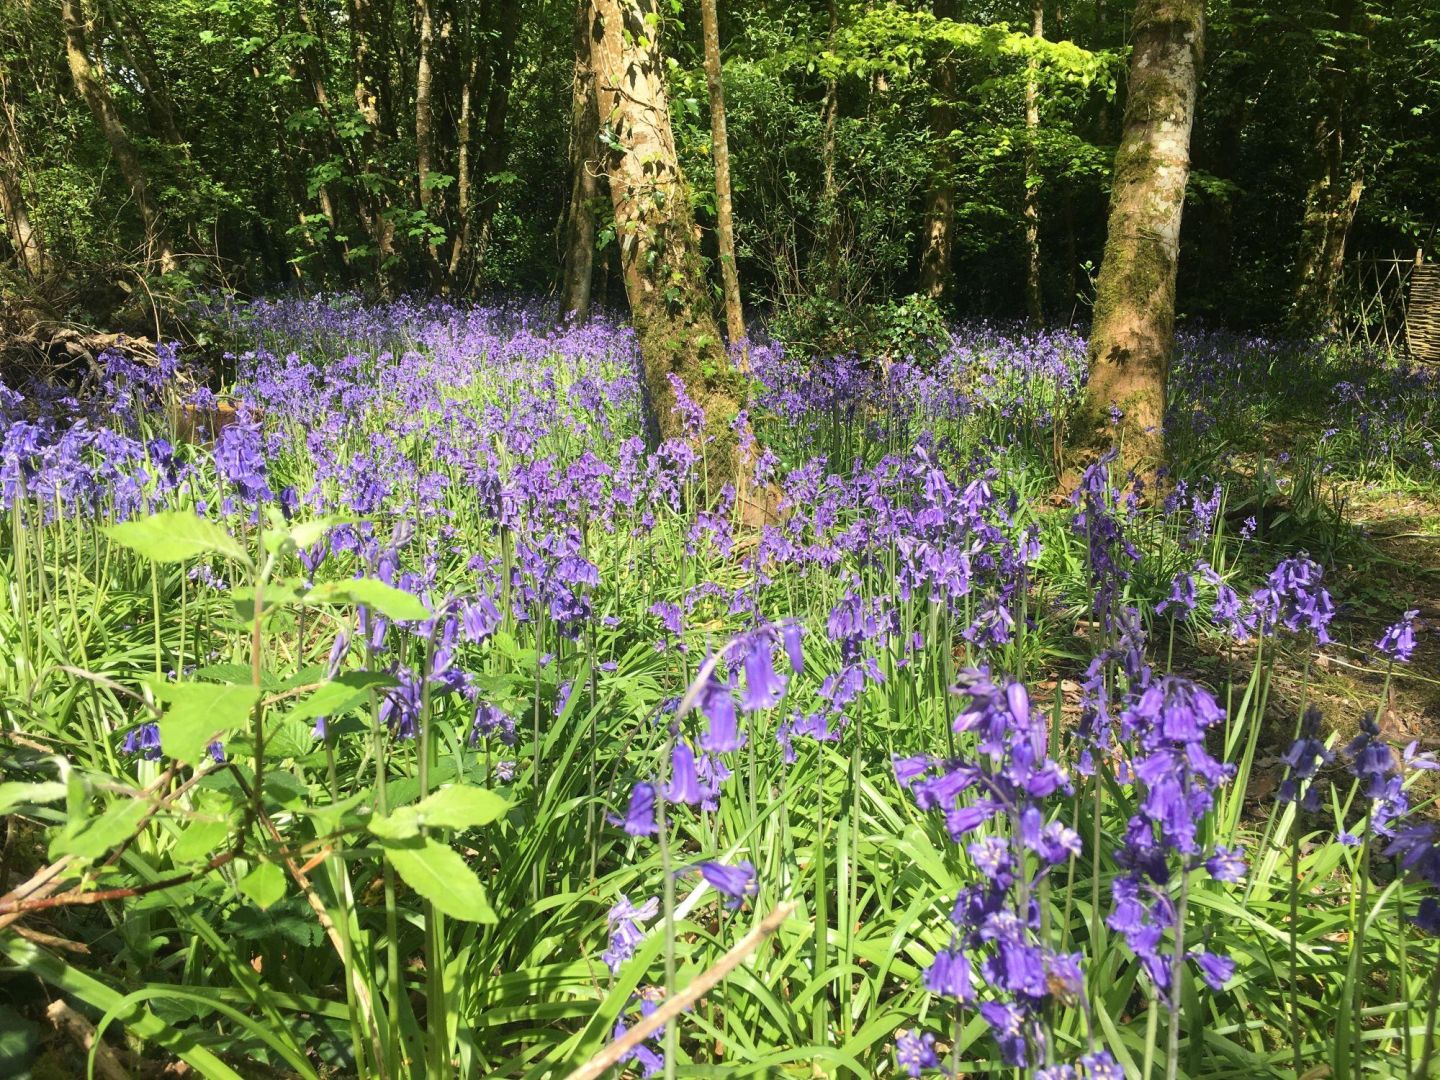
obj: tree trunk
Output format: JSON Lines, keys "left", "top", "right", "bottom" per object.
{"left": 917, "top": 0, "right": 956, "bottom": 301}
{"left": 1289, "top": 0, "right": 1364, "bottom": 335}
{"left": 0, "top": 92, "right": 47, "bottom": 280}
{"left": 590, "top": 0, "right": 745, "bottom": 502}
{"left": 700, "top": 0, "right": 745, "bottom": 354}
{"left": 559, "top": 0, "right": 599, "bottom": 320}
{"left": 1072, "top": 0, "right": 1204, "bottom": 475}
{"left": 347, "top": 0, "right": 395, "bottom": 276}
{"left": 471, "top": 0, "right": 519, "bottom": 281}
{"left": 1023, "top": 0, "right": 1045, "bottom": 326}
{"left": 104, "top": 0, "right": 185, "bottom": 151}
{"left": 818, "top": 0, "right": 846, "bottom": 301}
{"left": 414, "top": 0, "right": 443, "bottom": 281}
{"left": 447, "top": 46, "right": 477, "bottom": 287}
{"left": 61, "top": 0, "right": 174, "bottom": 273}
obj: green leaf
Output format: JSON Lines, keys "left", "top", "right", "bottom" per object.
{"left": 50, "top": 797, "right": 148, "bottom": 860}
{"left": 238, "top": 862, "right": 286, "bottom": 909}
{"left": 381, "top": 837, "right": 497, "bottom": 922}
{"left": 303, "top": 578, "right": 429, "bottom": 621}
{"left": 106, "top": 511, "right": 248, "bottom": 564}
{"left": 155, "top": 682, "right": 261, "bottom": 766}
{"left": 0, "top": 780, "right": 66, "bottom": 815}
{"left": 414, "top": 784, "right": 511, "bottom": 830}
{"left": 367, "top": 784, "right": 509, "bottom": 840}
{"left": 171, "top": 819, "right": 231, "bottom": 863}
{"left": 288, "top": 672, "right": 396, "bottom": 721}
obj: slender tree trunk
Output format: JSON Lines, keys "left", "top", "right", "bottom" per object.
{"left": 0, "top": 86, "right": 47, "bottom": 280}
{"left": 917, "top": 0, "right": 957, "bottom": 301}
{"left": 590, "top": 0, "right": 745, "bottom": 502}
{"left": 414, "top": 0, "right": 444, "bottom": 281}
{"left": 471, "top": 0, "right": 519, "bottom": 280}
{"left": 1072, "top": 0, "right": 1204, "bottom": 474}
{"left": 61, "top": 0, "right": 174, "bottom": 273}
{"left": 347, "top": 0, "right": 395, "bottom": 275}
{"left": 0, "top": 145, "right": 46, "bottom": 280}
{"left": 559, "top": 0, "right": 599, "bottom": 320}
{"left": 815, "top": 0, "right": 842, "bottom": 300}
{"left": 1023, "top": 0, "right": 1045, "bottom": 326}
{"left": 281, "top": 0, "right": 363, "bottom": 273}
{"left": 1290, "top": 0, "right": 1364, "bottom": 334}
{"left": 447, "top": 51, "right": 477, "bottom": 287}
{"left": 700, "top": 0, "right": 745, "bottom": 354}
{"left": 104, "top": 0, "right": 185, "bottom": 151}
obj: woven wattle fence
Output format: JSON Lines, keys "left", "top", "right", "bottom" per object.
{"left": 1408, "top": 263, "right": 1440, "bottom": 363}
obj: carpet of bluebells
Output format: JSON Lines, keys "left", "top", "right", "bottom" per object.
{"left": 1, "top": 296, "right": 1438, "bottom": 1079}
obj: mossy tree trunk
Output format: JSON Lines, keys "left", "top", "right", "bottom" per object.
{"left": 1072, "top": 0, "right": 1204, "bottom": 475}
{"left": 560, "top": 0, "right": 600, "bottom": 321}
{"left": 589, "top": 0, "right": 745, "bottom": 503}
{"left": 917, "top": 0, "right": 957, "bottom": 301}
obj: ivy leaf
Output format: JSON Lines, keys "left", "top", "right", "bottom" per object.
{"left": 106, "top": 511, "right": 248, "bottom": 565}
{"left": 381, "top": 837, "right": 497, "bottom": 923}
{"left": 303, "top": 578, "right": 430, "bottom": 621}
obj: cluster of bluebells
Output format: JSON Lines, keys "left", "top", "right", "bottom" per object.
{"left": 1108, "top": 676, "right": 1242, "bottom": 999}
{"left": 895, "top": 674, "right": 1118, "bottom": 1074}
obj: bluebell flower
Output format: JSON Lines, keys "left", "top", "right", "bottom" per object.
{"left": 696, "top": 860, "right": 756, "bottom": 907}
{"left": 894, "top": 1029, "right": 938, "bottom": 1077}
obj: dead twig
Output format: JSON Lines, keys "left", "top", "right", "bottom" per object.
{"left": 564, "top": 901, "right": 797, "bottom": 1080}
{"left": 46, "top": 998, "right": 134, "bottom": 1080}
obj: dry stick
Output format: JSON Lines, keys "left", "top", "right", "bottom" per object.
{"left": 46, "top": 999, "right": 134, "bottom": 1080}
{"left": 565, "top": 901, "right": 797, "bottom": 1080}
{"left": 0, "top": 851, "right": 236, "bottom": 915}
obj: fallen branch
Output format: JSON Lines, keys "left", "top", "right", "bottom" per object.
{"left": 564, "top": 901, "right": 797, "bottom": 1080}
{"left": 46, "top": 998, "right": 134, "bottom": 1080}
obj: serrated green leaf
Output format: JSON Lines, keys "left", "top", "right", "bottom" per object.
{"left": 304, "top": 578, "right": 429, "bottom": 621}
{"left": 238, "top": 862, "right": 286, "bottom": 909}
{"left": 0, "top": 780, "right": 66, "bottom": 815}
{"left": 106, "top": 511, "right": 248, "bottom": 564}
{"left": 381, "top": 837, "right": 496, "bottom": 922}
{"left": 155, "top": 682, "right": 261, "bottom": 765}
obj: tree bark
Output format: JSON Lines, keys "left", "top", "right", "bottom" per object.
{"left": 917, "top": 0, "right": 956, "bottom": 301}
{"left": 447, "top": 39, "right": 477, "bottom": 287}
{"left": 1072, "top": 0, "right": 1204, "bottom": 475}
{"left": 61, "top": 0, "right": 175, "bottom": 273}
{"left": 104, "top": 0, "right": 185, "bottom": 151}
{"left": 1023, "top": 0, "right": 1045, "bottom": 326}
{"left": 0, "top": 87, "right": 47, "bottom": 280}
{"left": 700, "top": 0, "right": 746, "bottom": 354}
{"left": 589, "top": 0, "right": 745, "bottom": 502}
{"left": 560, "top": 0, "right": 599, "bottom": 320}
{"left": 346, "top": 0, "right": 396, "bottom": 275}
{"left": 1289, "top": 0, "right": 1364, "bottom": 334}
{"left": 471, "top": 0, "right": 519, "bottom": 280}
{"left": 816, "top": 0, "right": 842, "bottom": 300}
{"left": 414, "top": 0, "right": 443, "bottom": 281}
